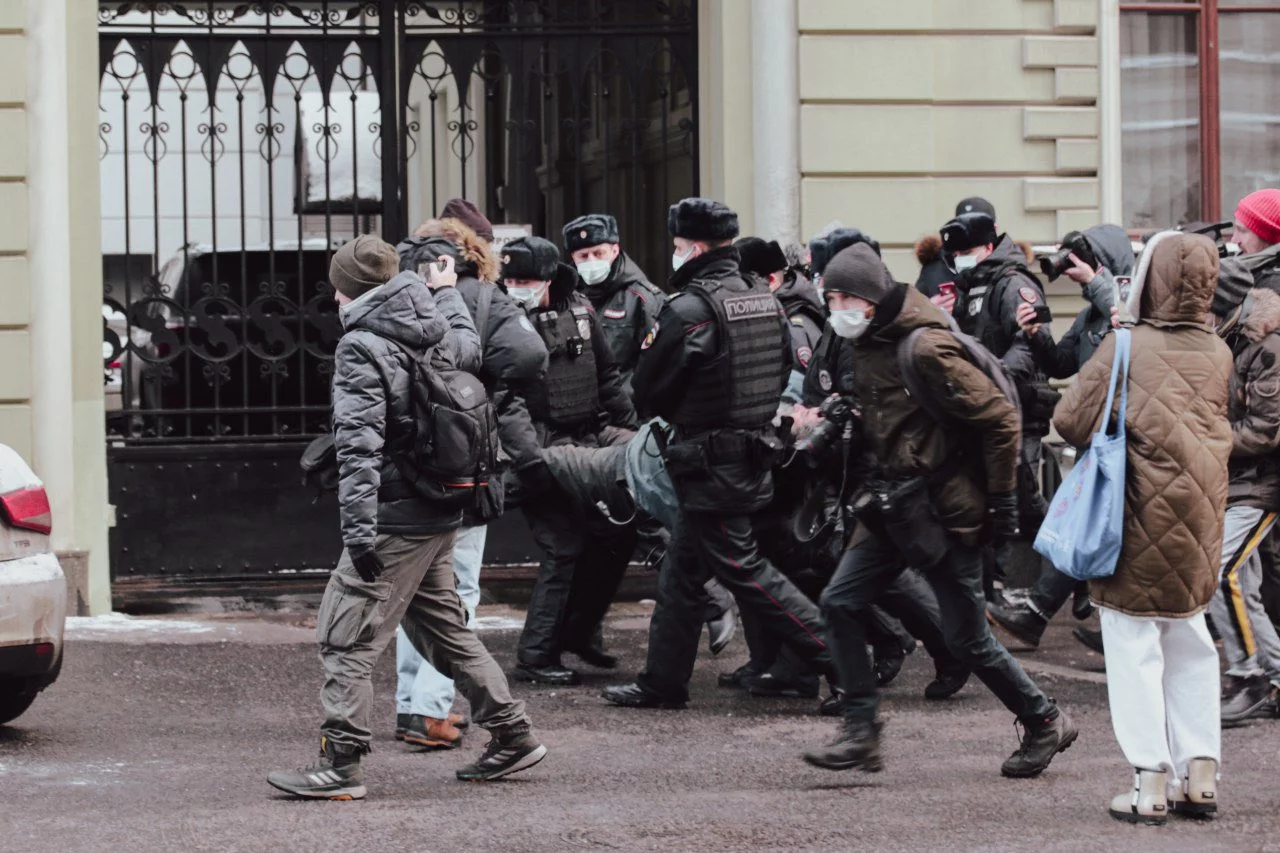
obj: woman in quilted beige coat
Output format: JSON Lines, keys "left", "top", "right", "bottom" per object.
{"left": 1054, "top": 231, "right": 1233, "bottom": 825}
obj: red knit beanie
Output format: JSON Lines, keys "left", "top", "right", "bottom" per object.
{"left": 1235, "top": 188, "right": 1280, "bottom": 247}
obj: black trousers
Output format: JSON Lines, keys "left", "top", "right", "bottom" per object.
{"left": 745, "top": 570, "right": 957, "bottom": 679}
{"left": 822, "top": 534, "right": 1052, "bottom": 722}
{"left": 636, "top": 511, "right": 832, "bottom": 702}
{"left": 518, "top": 490, "right": 637, "bottom": 666}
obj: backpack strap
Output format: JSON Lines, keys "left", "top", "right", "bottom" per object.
{"left": 475, "top": 284, "right": 495, "bottom": 348}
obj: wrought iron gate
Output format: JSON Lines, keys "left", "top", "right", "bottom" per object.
{"left": 99, "top": 1, "right": 698, "bottom": 583}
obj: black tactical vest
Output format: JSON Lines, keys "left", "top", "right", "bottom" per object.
{"left": 670, "top": 276, "right": 783, "bottom": 430}
{"left": 531, "top": 298, "right": 599, "bottom": 427}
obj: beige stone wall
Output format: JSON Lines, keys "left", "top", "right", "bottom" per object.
{"left": 0, "top": 1, "right": 110, "bottom": 614}
{"left": 0, "top": 6, "right": 31, "bottom": 460}
{"left": 796, "top": 0, "right": 1101, "bottom": 291}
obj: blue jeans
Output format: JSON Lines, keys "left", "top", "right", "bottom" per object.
{"left": 394, "top": 524, "right": 487, "bottom": 718}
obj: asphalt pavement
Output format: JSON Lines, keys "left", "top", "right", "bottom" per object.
{"left": 1, "top": 602, "right": 1277, "bottom": 853}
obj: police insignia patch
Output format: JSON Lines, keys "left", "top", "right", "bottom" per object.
{"left": 1019, "top": 287, "right": 1039, "bottom": 304}
{"left": 969, "top": 299, "right": 983, "bottom": 316}
{"left": 577, "top": 318, "right": 591, "bottom": 339}
{"left": 641, "top": 321, "right": 659, "bottom": 349}
{"left": 797, "top": 346, "right": 813, "bottom": 368}
{"left": 579, "top": 230, "right": 588, "bottom": 239}
{"left": 818, "top": 369, "right": 832, "bottom": 392}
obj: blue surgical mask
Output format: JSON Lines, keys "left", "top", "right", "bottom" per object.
{"left": 954, "top": 254, "right": 979, "bottom": 273}
{"left": 507, "top": 283, "right": 548, "bottom": 310}
{"left": 576, "top": 259, "right": 611, "bottom": 286}
{"left": 672, "top": 246, "right": 696, "bottom": 271}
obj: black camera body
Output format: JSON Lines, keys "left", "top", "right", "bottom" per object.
{"left": 1180, "top": 220, "right": 1235, "bottom": 259}
{"left": 1039, "top": 231, "right": 1100, "bottom": 282}
{"left": 794, "top": 394, "right": 858, "bottom": 456}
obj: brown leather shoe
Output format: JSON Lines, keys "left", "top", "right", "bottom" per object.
{"left": 402, "top": 714, "right": 462, "bottom": 749}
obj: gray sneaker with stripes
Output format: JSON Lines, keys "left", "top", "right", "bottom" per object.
{"left": 267, "top": 737, "right": 367, "bottom": 800}
{"left": 455, "top": 729, "right": 547, "bottom": 782}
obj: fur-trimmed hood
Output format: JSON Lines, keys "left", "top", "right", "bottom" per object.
{"left": 1242, "top": 287, "right": 1280, "bottom": 343}
{"left": 915, "top": 234, "right": 942, "bottom": 266}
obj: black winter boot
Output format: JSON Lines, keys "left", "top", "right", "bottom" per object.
{"left": 1001, "top": 704, "right": 1077, "bottom": 778}
{"left": 802, "top": 719, "right": 884, "bottom": 772}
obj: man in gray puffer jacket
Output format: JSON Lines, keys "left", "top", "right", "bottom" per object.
{"left": 268, "top": 236, "right": 546, "bottom": 801}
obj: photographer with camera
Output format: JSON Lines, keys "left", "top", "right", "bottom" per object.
{"left": 788, "top": 227, "right": 970, "bottom": 705}
{"left": 1018, "top": 225, "right": 1131, "bottom": 379}
{"left": 986, "top": 224, "right": 1134, "bottom": 652}
{"left": 801, "top": 242, "right": 1075, "bottom": 778}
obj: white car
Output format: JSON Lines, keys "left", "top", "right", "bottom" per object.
{"left": 0, "top": 444, "right": 66, "bottom": 725}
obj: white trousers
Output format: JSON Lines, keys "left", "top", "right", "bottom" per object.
{"left": 1100, "top": 607, "right": 1220, "bottom": 783}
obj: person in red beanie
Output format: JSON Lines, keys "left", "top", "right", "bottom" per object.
{"left": 1225, "top": 189, "right": 1280, "bottom": 644}
{"left": 1235, "top": 189, "right": 1280, "bottom": 254}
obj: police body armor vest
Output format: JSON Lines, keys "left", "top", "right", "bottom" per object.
{"left": 669, "top": 276, "right": 783, "bottom": 430}
{"left": 531, "top": 298, "right": 599, "bottom": 427}
{"left": 959, "top": 263, "right": 1039, "bottom": 358}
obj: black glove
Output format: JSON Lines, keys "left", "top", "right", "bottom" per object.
{"left": 987, "top": 491, "right": 1021, "bottom": 541}
{"left": 518, "top": 459, "right": 556, "bottom": 497}
{"left": 348, "top": 543, "right": 385, "bottom": 583}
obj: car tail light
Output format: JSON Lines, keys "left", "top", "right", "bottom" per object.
{"left": 0, "top": 486, "right": 52, "bottom": 534}
{"left": 34, "top": 642, "right": 53, "bottom": 658}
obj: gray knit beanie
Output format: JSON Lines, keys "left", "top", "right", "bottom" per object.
{"left": 331, "top": 235, "right": 399, "bottom": 300}
{"left": 822, "top": 242, "right": 897, "bottom": 304}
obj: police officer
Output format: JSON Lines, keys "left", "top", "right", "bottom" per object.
{"left": 602, "top": 198, "right": 835, "bottom": 708}
{"left": 801, "top": 242, "right": 1075, "bottom": 778}
{"left": 735, "top": 236, "right": 824, "bottom": 411}
{"left": 500, "top": 236, "right": 639, "bottom": 687}
{"left": 563, "top": 213, "right": 665, "bottom": 396}
{"left": 941, "top": 212, "right": 1058, "bottom": 600}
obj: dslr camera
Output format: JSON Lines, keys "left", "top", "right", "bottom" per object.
{"left": 794, "top": 394, "right": 858, "bottom": 456}
{"left": 1039, "top": 231, "right": 1099, "bottom": 282}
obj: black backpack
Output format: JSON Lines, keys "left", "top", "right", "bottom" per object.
{"left": 897, "top": 314, "right": 1023, "bottom": 429}
{"left": 391, "top": 341, "right": 503, "bottom": 511}
{"left": 300, "top": 289, "right": 504, "bottom": 507}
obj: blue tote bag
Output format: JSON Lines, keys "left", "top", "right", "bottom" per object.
{"left": 1033, "top": 328, "right": 1131, "bottom": 581}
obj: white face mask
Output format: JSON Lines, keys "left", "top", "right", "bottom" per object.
{"left": 672, "top": 246, "right": 696, "bottom": 271}
{"left": 507, "top": 283, "right": 548, "bottom": 310}
{"left": 829, "top": 308, "right": 871, "bottom": 340}
{"left": 576, "top": 259, "right": 611, "bottom": 286}
{"left": 953, "top": 254, "right": 979, "bottom": 273}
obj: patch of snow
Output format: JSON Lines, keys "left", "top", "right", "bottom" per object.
{"left": 472, "top": 615, "right": 525, "bottom": 631}
{"left": 65, "top": 612, "right": 220, "bottom": 636}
